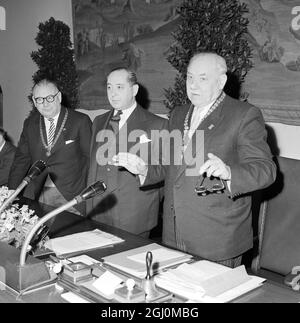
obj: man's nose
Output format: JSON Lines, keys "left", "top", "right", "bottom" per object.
{"left": 43, "top": 100, "right": 50, "bottom": 107}
{"left": 111, "top": 90, "right": 118, "bottom": 97}
{"left": 189, "top": 79, "right": 199, "bottom": 89}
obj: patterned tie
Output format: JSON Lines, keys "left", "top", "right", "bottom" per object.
{"left": 109, "top": 110, "right": 123, "bottom": 133}
{"left": 47, "top": 118, "right": 55, "bottom": 146}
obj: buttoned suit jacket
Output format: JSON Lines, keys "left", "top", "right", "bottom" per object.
{"left": 87, "top": 105, "right": 166, "bottom": 235}
{"left": 146, "top": 94, "right": 276, "bottom": 261}
{"left": 0, "top": 141, "right": 16, "bottom": 186}
{"left": 8, "top": 107, "right": 92, "bottom": 213}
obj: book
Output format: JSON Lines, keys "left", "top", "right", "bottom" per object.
{"left": 154, "top": 260, "right": 266, "bottom": 303}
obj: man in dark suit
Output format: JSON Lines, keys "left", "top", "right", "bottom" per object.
{"left": 0, "top": 128, "right": 16, "bottom": 186}
{"left": 87, "top": 67, "right": 165, "bottom": 237}
{"left": 8, "top": 78, "right": 91, "bottom": 215}
{"left": 112, "top": 52, "right": 277, "bottom": 267}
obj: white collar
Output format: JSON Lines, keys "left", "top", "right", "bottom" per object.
{"left": 115, "top": 102, "right": 137, "bottom": 128}
{"left": 0, "top": 141, "right": 5, "bottom": 152}
{"left": 193, "top": 101, "right": 214, "bottom": 117}
{"left": 43, "top": 111, "right": 60, "bottom": 125}
{"left": 115, "top": 102, "right": 136, "bottom": 118}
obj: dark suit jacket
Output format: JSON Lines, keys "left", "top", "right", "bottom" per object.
{"left": 146, "top": 95, "right": 276, "bottom": 261}
{"left": 0, "top": 141, "right": 16, "bottom": 186}
{"left": 87, "top": 105, "right": 166, "bottom": 235}
{"left": 8, "top": 107, "right": 92, "bottom": 213}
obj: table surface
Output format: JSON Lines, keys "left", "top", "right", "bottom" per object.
{"left": 1, "top": 197, "right": 299, "bottom": 303}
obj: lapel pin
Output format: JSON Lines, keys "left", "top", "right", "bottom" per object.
{"left": 208, "top": 124, "right": 215, "bottom": 130}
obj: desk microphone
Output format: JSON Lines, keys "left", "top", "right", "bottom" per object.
{"left": 0, "top": 160, "right": 46, "bottom": 214}
{"left": 19, "top": 180, "right": 107, "bottom": 266}
{"left": 75, "top": 180, "right": 107, "bottom": 203}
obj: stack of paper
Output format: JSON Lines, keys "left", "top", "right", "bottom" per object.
{"left": 45, "top": 229, "right": 124, "bottom": 255}
{"left": 102, "top": 243, "right": 193, "bottom": 278}
{"left": 154, "top": 260, "right": 265, "bottom": 303}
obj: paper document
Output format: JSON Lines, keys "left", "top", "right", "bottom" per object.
{"left": 154, "top": 260, "right": 265, "bottom": 303}
{"left": 61, "top": 291, "right": 91, "bottom": 303}
{"left": 103, "top": 243, "right": 192, "bottom": 278}
{"left": 68, "top": 255, "right": 100, "bottom": 266}
{"left": 45, "top": 229, "right": 124, "bottom": 255}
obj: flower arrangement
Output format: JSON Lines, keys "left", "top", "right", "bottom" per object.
{"left": 0, "top": 186, "right": 42, "bottom": 248}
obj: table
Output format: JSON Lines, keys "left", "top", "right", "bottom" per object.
{"left": 0, "top": 198, "right": 300, "bottom": 303}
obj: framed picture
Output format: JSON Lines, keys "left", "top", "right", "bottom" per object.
{"left": 72, "top": 0, "right": 181, "bottom": 115}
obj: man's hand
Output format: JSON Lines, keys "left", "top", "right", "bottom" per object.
{"left": 199, "top": 153, "right": 231, "bottom": 180}
{"left": 111, "top": 152, "right": 148, "bottom": 177}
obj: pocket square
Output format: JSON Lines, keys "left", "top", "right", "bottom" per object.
{"left": 139, "top": 134, "right": 151, "bottom": 144}
{"left": 65, "top": 140, "right": 75, "bottom": 145}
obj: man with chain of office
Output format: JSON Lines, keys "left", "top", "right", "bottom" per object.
{"left": 8, "top": 78, "right": 91, "bottom": 215}
{"left": 112, "top": 52, "right": 276, "bottom": 267}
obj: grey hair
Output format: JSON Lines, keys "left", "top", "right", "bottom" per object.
{"left": 32, "top": 78, "right": 60, "bottom": 93}
{"left": 189, "top": 52, "right": 227, "bottom": 75}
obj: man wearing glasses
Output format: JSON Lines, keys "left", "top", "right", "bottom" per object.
{"left": 8, "top": 78, "right": 92, "bottom": 215}
{"left": 112, "top": 53, "right": 277, "bottom": 267}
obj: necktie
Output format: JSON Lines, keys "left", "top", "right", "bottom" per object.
{"left": 47, "top": 118, "right": 55, "bottom": 146}
{"left": 109, "top": 110, "right": 123, "bottom": 133}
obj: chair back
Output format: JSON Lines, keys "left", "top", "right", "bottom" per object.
{"left": 252, "top": 156, "right": 300, "bottom": 276}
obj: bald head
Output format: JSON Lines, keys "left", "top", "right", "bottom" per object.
{"left": 186, "top": 52, "right": 227, "bottom": 109}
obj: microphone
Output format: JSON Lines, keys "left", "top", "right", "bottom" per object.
{"left": 23, "top": 160, "right": 47, "bottom": 184}
{"left": 0, "top": 160, "right": 46, "bottom": 214}
{"left": 20, "top": 180, "right": 106, "bottom": 266}
{"left": 75, "top": 180, "right": 107, "bottom": 203}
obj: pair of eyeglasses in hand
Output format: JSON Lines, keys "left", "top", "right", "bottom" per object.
{"left": 195, "top": 176, "right": 225, "bottom": 196}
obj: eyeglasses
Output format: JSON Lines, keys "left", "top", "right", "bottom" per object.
{"left": 195, "top": 176, "right": 225, "bottom": 196}
{"left": 33, "top": 91, "right": 60, "bottom": 104}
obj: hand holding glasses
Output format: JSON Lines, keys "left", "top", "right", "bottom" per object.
{"left": 195, "top": 175, "right": 225, "bottom": 196}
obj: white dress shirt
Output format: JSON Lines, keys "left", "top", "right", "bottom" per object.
{"left": 43, "top": 112, "right": 60, "bottom": 187}
{"left": 0, "top": 140, "right": 5, "bottom": 152}
{"left": 44, "top": 112, "right": 60, "bottom": 142}
{"left": 188, "top": 102, "right": 213, "bottom": 140}
{"left": 114, "top": 102, "right": 137, "bottom": 130}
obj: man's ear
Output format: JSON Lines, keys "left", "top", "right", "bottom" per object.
{"left": 218, "top": 74, "right": 227, "bottom": 91}
{"left": 58, "top": 91, "right": 62, "bottom": 103}
{"left": 133, "top": 84, "right": 139, "bottom": 97}
{"left": 32, "top": 96, "right": 37, "bottom": 107}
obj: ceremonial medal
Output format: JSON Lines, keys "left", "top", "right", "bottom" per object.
{"left": 182, "top": 91, "right": 225, "bottom": 154}
{"left": 39, "top": 109, "right": 68, "bottom": 157}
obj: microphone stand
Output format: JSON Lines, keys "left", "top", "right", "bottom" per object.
{"left": 0, "top": 160, "right": 46, "bottom": 215}
{"left": 19, "top": 180, "right": 106, "bottom": 266}
{"left": 19, "top": 197, "right": 80, "bottom": 266}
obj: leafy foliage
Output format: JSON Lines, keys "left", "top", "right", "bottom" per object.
{"left": 30, "top": 17, "right": 79, "bottom": 109}
{"left": 164, "top": 0, "right": 253, "bottom": 111}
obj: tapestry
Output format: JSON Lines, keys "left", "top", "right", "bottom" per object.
{"left": 72, "top": 0, "right": 181, "bottom": 115}
{"left": 72, "top": 0, "right": 300, "bottom": 125}
{"left": 242, "top": 0, "right": 300, "bottom": 125}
